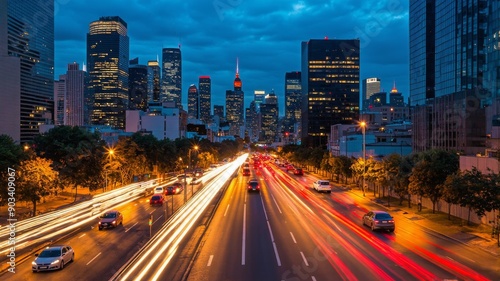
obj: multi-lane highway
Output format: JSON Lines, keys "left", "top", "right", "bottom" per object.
{"left": 186, "top": 160, "right": 499, "bottom": 281}
{"left": 2, "top": 154, "right": 499, "bottom": 280}
{"left": 0, "top": 160, "right": 241, "bottom": 281}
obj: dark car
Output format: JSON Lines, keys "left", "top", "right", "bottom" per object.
{"left": 242, "top": 167, "right": 251, "bottom": 176}
{"left": 150, "top": 194, "right": 165, "bottom": 206}
{"left": 363, "top": 210, "right": 395, "bottom": 232}
{"left": 247, "top": 179, "right": 260, "bottom": 192}
{"left": 286, "top": 164, "right": 295, "bottom": 171}
{"left": 165, "top": 184, "right": 183, "bottom": 195}
{"left": 98, "top": 210, "right": 123, "bottom": 230}
{"left": 293, "top": 168, "right": 303, "bottom": 175}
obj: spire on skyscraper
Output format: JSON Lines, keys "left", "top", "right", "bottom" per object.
{"left": 233, "top": 57, "right": 242, "bottom": 90}
{"left": 391, "top": 80, "right": 398, "bottom": 93}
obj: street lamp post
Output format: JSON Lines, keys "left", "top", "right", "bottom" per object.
{"left": 361, "top": 121, "right": 366, "bottom": 197}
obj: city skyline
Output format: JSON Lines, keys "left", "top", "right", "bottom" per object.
{"left": 54, "top": 0, "right": 410, "bottom": 116}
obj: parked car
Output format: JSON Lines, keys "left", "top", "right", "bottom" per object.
{"left": 150, "top": 194, "right": 165, "bottom": 206}
{"left": 98, "top": 210, "right": 123, "bottom": 230}
{"left": 247, "top": 179, "right": 260, "bottom": 192}
{"left": 165, "top": 184, "right": 183, "bottom": 195}
{"left": 32, "top": 245, "right": 74, "bottom": 272}
{"left": 362, "top": 210, "right": 395, "bottom": 232}
{"left": 293, "top": 168, "right": 303, "bottom": 175}
{"left": 312, "top": 180, "right": 332, "bottom": 193}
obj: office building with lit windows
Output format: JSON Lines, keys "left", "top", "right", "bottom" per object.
{"left": 147, "top": 60, "right": 161, "bottom": 102}
{"left": 0, "top": 0, "right": 54, "bottom": 142}
{"left": 199, "top": 76, "right": 212, "bottom": 124}
{"left": 362, "top": 78, "right": 381, "bottom": 110}
{"left": 301, "top": 38, "right": 360, "bottom": 147}
{"left": 284, "top": 71, "right": 302, "bottom": 141}
{"left": 226, "top": 60, "right": 244, "bottom": 137}
{"left": 87, "top": 16, "right": 129, "bottom": 129}
{"left": 410, "top": 0, "right": 492, "bottom": 154}
{"left": 161, "top": 47, "right": 182, "bottom": 108}
{"left": 187, "top": 84, "right": 199, "bottom": 119}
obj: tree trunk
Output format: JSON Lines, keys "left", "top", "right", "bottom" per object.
{"left": 467, "top": 207, "right": 471, "bottom": 225}
{"left": 408, "top": 194, "right": 412, "bottom": 208}
{"left": 74, "top": 185, "right": 78, "bottom": 202}
{"left": 31, "top": 199, "right": 37, "bottom": 217}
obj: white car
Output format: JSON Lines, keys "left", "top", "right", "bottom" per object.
{"left": 32, "top": 245, "right": 74, "bottom": 272}
{"left": 177, "top": 174, "right": 193, "bottom": 184}
{"left": 154, "top": 186, "right": 164, "bottom": 194}
{"left": 313, "top": 180, "right": 332, "bottom": 193}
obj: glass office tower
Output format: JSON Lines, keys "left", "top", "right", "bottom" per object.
{"left": 301, "top": 39, "right": 360, "bottom": 147}
{"left": 199, "top": 76, "right": 212, "bottom": 124}
{"left": 0, "top": 0, "right": 54, "bottom": 142}
{"left": 87, "top": 16, "right": 129, "bottom": 129}
{"left": 161, "top": 47, "right": 182, "bottom": 108}
{"left": 410, "top": 0, "right": 490, "bottom": 154}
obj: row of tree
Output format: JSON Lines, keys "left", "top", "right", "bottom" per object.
{"left": 0, "top": 126, "right": 243, "bottom": 215}
{"left": 279, "top": 145, "right": 500, "bottom": 224}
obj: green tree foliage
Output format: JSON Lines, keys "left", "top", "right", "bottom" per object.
{"left": 17, "top": 157, "right": 58, "bottom": 216}
{"left": 442, "top": 172, "right": 466, "bottom": 220}
{"left": 0, "top": 135, "right": 26, "bottom": 205}
{"left": 33, "top": 126, "right": 105, "bottom": 195}
{"left": 409, "top": 149, "right": 459, "bottom": 213}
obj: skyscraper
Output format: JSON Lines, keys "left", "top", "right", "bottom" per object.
{"left": 161, "top": 47, "right": 182, "bottom": 108}
{"left": 0, "top": 0, "right": 54, "bottom": 142}
{"left": 199, "top": 76, "right": 212, "bottom": 124}
{"left": 260, "top": 92, "right": 279, "bottom": 143}
{"left": 54, "top": 76, "right": 66, "bottom": 126}
{"left": 226, "top": 59, "right": 244, "bottom": 136}
{"left": 410, "top": 0, "right": 490, "bottom": 154}
{"left": 301, "top": 39, "right": 360, "bottom": 147}
{"left": 129, "top": 58, "right": 148, "bottom": 111}
{"left": 147, "top": 60, "right": 161, "bottom": 102}
{"left": 213, "top": 105, "right": 224, "bottom": 120}
{"left": 362, "top": 78, "right": 381, "bottom": 110}
{"left": 187, "top": 84, "right": 199, "bottom": 119}
{"left": 284, "top": 71, "right": 302, "bottom": 139}
{"left": 87, "top": 16, "right": 129, "bottom": 129}
{"left": 65, "top": 63, "right": 86, "bottom": 126}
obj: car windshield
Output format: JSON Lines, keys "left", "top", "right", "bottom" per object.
{"left": 39, "top": 249, "right": 60, "bottom": 258}
{"left": 249, "top": 181, "right": 258, "bottom": 186}
{"left": 101, "top": 213, "right": 116, "bottom": 218}
{"left": 152, "top": 196, "right": 161, "bottom": 200}
{"left": 375, "top": 213, "right": 392, "bottom": 219}
{"left": 321, "top": 182, "right": 329, "bottom": 185}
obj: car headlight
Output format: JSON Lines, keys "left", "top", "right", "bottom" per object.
{"left": 32, "top": 261, "right": 37, "bottom": 266}
{"left": 51, "top": 259, "right": 60, "bottom": 264}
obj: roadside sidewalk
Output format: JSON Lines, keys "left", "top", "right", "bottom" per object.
{"left": 0, "top": 188, "right": 94, "bottom": 223}
{"left": 342, "top": 184, "right": 500, "bottom": 257}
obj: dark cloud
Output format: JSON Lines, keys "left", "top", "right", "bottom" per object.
{"left": 54, "top": 0, "right": 409, "bottom": 115}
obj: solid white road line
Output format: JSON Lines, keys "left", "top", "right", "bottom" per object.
{"left": 242, "top": 204, "right": 246, "bottom": 265}
{"left": 300, "top": 251, "right": 309, "bottom": 266}
{"left": 86, "top": 252, "right": 101, "bottom": 265}
{"left": 125, "top": 222, "right": 138, "bottom": 232}
{"left": 290, "top": 232, "right": 297, "bottom": 244}
{"left": 271, "top": 194, "right": 282, "bottom": 214}
{"left": 207, "top": 255, "right": 214, "bottom": 266}
{"left": 78, "top": 233, "right": 86, "bottom": 238}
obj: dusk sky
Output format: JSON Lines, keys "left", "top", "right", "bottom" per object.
{"left": 54, "top": 0, "right": 409, "bottom": 116}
